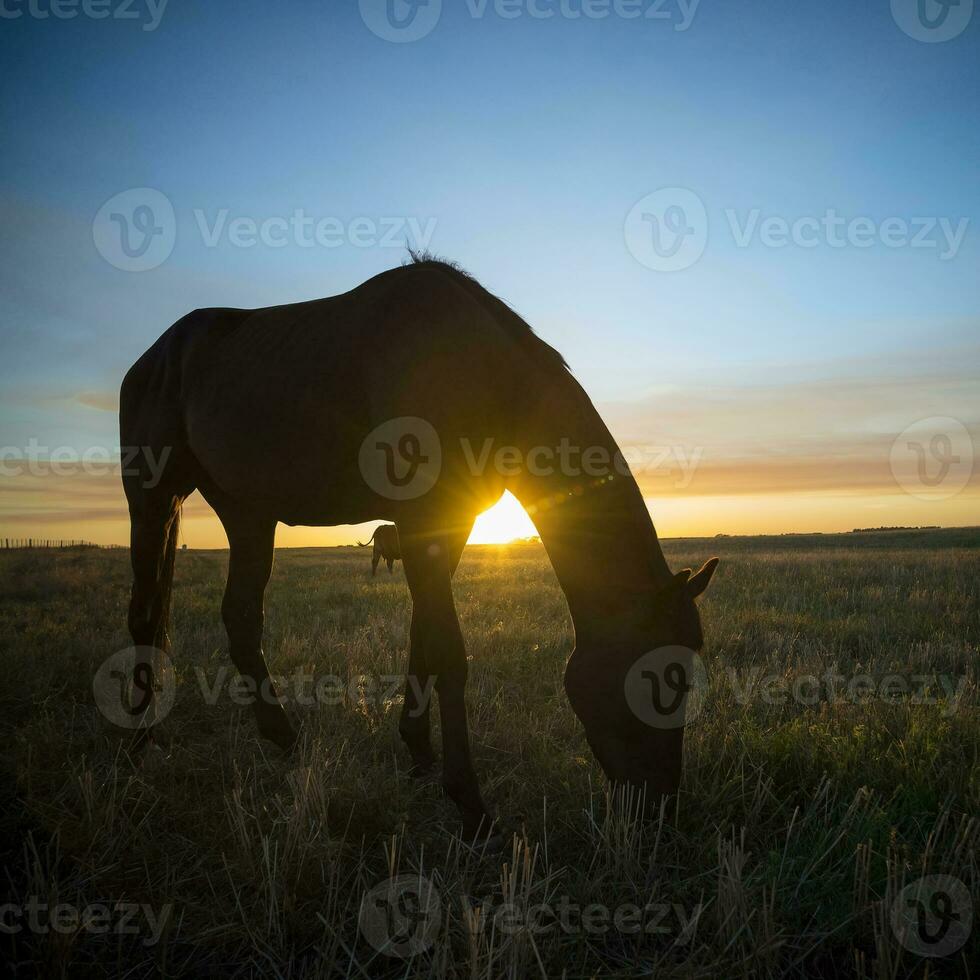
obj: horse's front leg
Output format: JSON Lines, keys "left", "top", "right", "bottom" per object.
{"left": 436, "top": 656, "right": 493, "bottom": 842}
{"left": 400, "top": 527, "right": 495, "bottom": 843}
{"left": 398, "top": 606, "right": 437, "bottom": 775}
{"left": 218, "top": 512, "right": 297, "bottom": 751}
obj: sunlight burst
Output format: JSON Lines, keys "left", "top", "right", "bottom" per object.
{"left": 467, "top": 491, "right": 538, "bottom": 544}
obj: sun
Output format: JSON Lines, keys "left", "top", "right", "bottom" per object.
{"left": 468, "top": 491, "right": 538, "bottom": 544}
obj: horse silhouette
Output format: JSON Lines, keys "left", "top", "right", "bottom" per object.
{"left": 119, "top": 254, "right": 718, "bottom": 843}
{"left": 359, "top": 523, "right": 401, "bottom": 575}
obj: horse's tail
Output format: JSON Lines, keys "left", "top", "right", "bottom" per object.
{"left": 357, "top": 528, "right": 378, "bottom": 547}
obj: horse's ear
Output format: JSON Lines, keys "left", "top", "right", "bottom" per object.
{"left": 686, "top": 557, "right": 718, "bottom": 599}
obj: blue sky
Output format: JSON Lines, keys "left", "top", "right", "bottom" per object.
{"left": 1, "top": 0, "right": 977, "bottom": 543}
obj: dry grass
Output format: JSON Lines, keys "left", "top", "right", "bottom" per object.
{"left": 1, "top": 528, "right": 978, "bottom": 977}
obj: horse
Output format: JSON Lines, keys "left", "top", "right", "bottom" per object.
{"left": 358, "top": 524, "right": 401, "bottom": 576}
{"left": 119, "top": 254, "right": 718, "bottom": 843}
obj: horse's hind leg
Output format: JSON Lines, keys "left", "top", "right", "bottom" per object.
{"left": 218, "top": 511, "right": 296, "bottom": 751}
{"left": 399, "top": 519, "right": 491, "bottom": 841}
{"left": 127, "top": 494, "right": 180, "bottom": 650}
{"left": 398, "top": 521, "right": 471, "bottom": 777}
{"left": 124, "top": 478, "right": 188, "bottom": 744}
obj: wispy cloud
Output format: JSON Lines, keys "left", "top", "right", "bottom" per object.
{"left": 75, "top": 391, "right": 118, "bottom": 412}
{"left": 603, "top": 352, "right": 979, "bottom": 498}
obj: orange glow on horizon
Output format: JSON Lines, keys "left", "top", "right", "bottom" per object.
{"left": 1, "top": 474, "right": 977, "bottom": 549}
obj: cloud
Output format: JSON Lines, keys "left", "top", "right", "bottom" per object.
{"left": 602, "top": 364, "right": 979, "bottom": 498}
{"left": 76, "top": 391, "right": 118, "bottom": 412}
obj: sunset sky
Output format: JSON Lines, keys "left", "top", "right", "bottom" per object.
{"left": 1, "top": 2, "right": 977, "bottom": 546}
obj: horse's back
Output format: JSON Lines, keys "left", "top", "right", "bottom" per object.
{"left": 122, "top": 263, "right": 555, "bottom": 521}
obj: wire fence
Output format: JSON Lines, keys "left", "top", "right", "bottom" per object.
{"left": 0, "top": 539, "right": 122, "bottom": 550}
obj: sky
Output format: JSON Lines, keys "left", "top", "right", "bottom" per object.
{"left": 1, "top": 0, "right": 977, "bottom": 546}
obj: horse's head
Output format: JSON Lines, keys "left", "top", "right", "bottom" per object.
{"left": 563, "top": 557, "right": 718, "bottom": 805}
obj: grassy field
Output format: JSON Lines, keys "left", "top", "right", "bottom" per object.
{"left": 1, "top": 528, "right": 978, "bottom": 977}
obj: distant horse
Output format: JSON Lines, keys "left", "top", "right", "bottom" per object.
{"left": 359, "top": 524, "right": 401, "bottom": 576}
{"left": 120, "top": 254, "right": 717, "bottom": 843}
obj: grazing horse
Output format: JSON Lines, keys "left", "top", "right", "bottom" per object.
{"left": 359, "top": 524, "right": 401, "bottom": 576}
{"left": 120, "top": 255, "right": 718, "bottom": 843}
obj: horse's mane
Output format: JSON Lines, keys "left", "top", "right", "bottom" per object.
{"left": 405, "top": 250, "right": 569, "bottom": 371}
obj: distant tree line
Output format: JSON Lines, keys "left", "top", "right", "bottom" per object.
{"left": 850, "top": 526, "right": 940, "bottom": 533}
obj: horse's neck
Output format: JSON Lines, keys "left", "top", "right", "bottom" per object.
{"left": 527, "top": 476, "right": 673, "bottom": 640}
{"left": 512, "top": 377, "right": 674, "bottom": 643}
